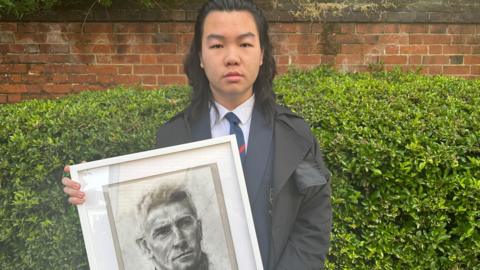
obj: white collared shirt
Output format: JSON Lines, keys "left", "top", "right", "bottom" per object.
{"left": 210, "top": 95, "right": 255, "bottom": 152}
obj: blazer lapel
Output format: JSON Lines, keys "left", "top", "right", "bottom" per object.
{"left": 271, "top": 116, "right": 310, "bottom": 201}
{"left": 244, "top": 106, "right": 273, "bottom": 203}
{"left": 189, "top": 107, "right": 212, "bottom": 142}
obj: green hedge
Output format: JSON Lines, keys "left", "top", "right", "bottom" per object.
{"left": 1, "top": 68, "right": 479, "bottom": 269}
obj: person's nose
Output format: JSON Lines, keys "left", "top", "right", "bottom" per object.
{"left": 224, "top": 46, "right": 240, "bottom": 66}
{"left": 171, "top": 226, "right": 187, "bottom": 249}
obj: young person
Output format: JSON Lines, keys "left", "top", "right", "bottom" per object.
{"left": 63, "top": 0, "right": 332, "bottom": 269}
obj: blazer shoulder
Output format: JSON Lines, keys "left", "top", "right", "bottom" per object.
{"left": 274, "top": 104, "right": 314, "bottom": 140}
{"left": 156, "top": 110, "right": 189, "bottom": 148}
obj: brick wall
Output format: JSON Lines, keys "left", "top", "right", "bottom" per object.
{"left": 1, "top": 19, "right": 479, "bottom": 103}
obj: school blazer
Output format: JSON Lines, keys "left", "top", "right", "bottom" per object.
{"left": 155, "top": 103, "right": 332, "bottom": 270}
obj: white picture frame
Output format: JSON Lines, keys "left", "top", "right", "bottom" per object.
{"left": 70, "top": 136, "right": 263, "bottom": 270}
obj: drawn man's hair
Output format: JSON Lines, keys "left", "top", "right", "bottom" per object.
{"left": 136, "top": 184, "right": 198, "bottom": 223}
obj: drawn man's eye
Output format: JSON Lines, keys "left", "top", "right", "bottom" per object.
{"left": 176, "top": 216, "right": 194, "bottom": 229}
{"left": 153, "top": 225, "right": 171, "bottom": 238}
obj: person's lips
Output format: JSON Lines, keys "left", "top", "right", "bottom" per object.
{"left": 172, "top": 250, "right": 194, "bottom": 262}
{"left": 224, "top": 71, "right": 243, "bottom": 82}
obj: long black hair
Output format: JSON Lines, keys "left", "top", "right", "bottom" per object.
{"left": 184, "top": 0, "right": 277, "bottom": 121}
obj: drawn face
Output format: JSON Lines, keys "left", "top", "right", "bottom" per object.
{"left": 140, "top": 201, "right": 203, "bottom": 270}
{"left": 200, "top": 10, "right": 264, "bottom": 110}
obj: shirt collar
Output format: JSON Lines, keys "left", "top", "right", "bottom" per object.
{"left": 210, "top": 94, "right": 255, "bottom": 126}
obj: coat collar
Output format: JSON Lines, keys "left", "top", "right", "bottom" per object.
{"left": 271, "top": 106, "right": 311, "bottom": 200}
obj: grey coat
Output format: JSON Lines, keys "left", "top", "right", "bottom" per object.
{"left": 155, "top": 104, "right": 332, "bottom": 270}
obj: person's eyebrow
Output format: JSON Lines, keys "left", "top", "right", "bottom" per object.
{"left": 206, "top": 32, "right": 256, "bottom": 41}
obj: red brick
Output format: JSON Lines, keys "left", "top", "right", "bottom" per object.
{"left": 83, "top": 23, "right": 113, "bottom": 33}
{"left": 93, "top": 45, "right": 114, "bottom": 54}
{"left": 408, "top": 35, "right": 423, "bottom": 44}
{"left": 39, "top": 44, "right": 70, "bottom": 54}
{"left": 157, "top": 75, "right": 187, "bottom": 85}
{"left": 429, "top": 24, "right": 447, "bottom": 34}
{"left": 443, "top": 66, "right": 470, "bottom": 74}
{"left": 7, "top": 94, "right": 22, "bottom": 103}
{"left": 384, "top": 24, "right": 400, "bottom": 33}
{"left": 465, "top": 35, "right": 480, "bottom": 45}
{"left": 117, "top": 66, "right": 132, "bottom": 74}
{"left": 363, "top": 35, "right": 379, "bottom": 44}
{"left": 380, "top": 34, "right": 409, "bottom": 44}
{"left": 0, "top": 23, "right": 17, "bottom": 32}
{"left": 0, "top": 94, "right": 7, "bottom": 103}
{"left": 17, "top": 23, "right": 38, "bottom": 33}
{"left": 22, "top": 75, "right": 47, "bottom": 84}
{"left": 400, "top": 24, "right": 428, "bottom": 33}
{"left": 52, "top": 74, "right": 69, "bottom": 83}
{"left": 0, "top": 32, "right": 15, "bottom": 43}
{"left": 0, "top": 84, "right": 27, "bottom": 94}
{"left": 97, "top": 75, "right": 114, "bottom": 84}
{"left": 96, "top": 55, "right": 112, "bottom": 64}
{"left": 336, "top": 54, "right": 364, "bottom": 65}
{"left": 473, "top": 45, "right": 480, "bottom": 54}
{"left": 26, "top": 84, "right": 42, "bottom": 93}
{"left": 443, "top": 45, "right": 472, "bottom": 54}
{"left": 423, "top": 35, "right": 451, "bottom": 44}
{"left": 114, "top": 23, "right": 156, "bottom": 33}
{"left": 163, "top": 65, "right": 178, "bottom": 74}
{"left": 451, "top": 35, "right": 466, "bottom": 44}
{"left": 276, "top": 55, "right": 290, "bottom": 65}
{"left": 141, "top": 55, "right": 157, "bottom": 64}
{"left": 8, "top": 44, "right": 25, "bottom": 53}
{"left": 428, "top": 45, "right": 443, "bottom": 54}
{"left": 339, "top": 23, "right": 355, "bottom": 34}
{"left": 111, "top": 55, "right": 140, "bottom": 64}
{"left": 472, "top": 66, "right": 480, "bottom": 75}
{"left": 114, "top": 34, "right": 137, "bottom": 45}
{"left": 173, "top": 23, "right": 194, "bottom": 33}
{"left": 288, "top": 34, "right": 319, "bottom": 44}
{"left": 270, "top": 23, "right": 298, "bottom": 33}
{"left": 408, "top": 55, "right": 422, "bottom": 65}
{"left": 157, "top": 54, "right": 184, "bottom": 64}
{"left": 138, "top": 44, "right": 177, "bottom": 54}
{"left": 321, "top": 55, "right": 335, "bottom": 65}
{"left": 385, "top": 45, "right": 399, "bottom": 54}
{"left": 400, "top": 45, "right": 428, "bottom": 54}
{"left": 465, "top": 56, "right": 480, "bottom": 64}
{"left": 43, "top": 84, "right": 72, "bottom": 93}
{"left": 276, "top": 65, "right": 289, "bottom": 74}
{"left": 69, "top": 54, "right": 95, "bottom": 64}
{"left": 340, "top": 44, "right": 363, "bottom": 54}
{"left": 142, "top": 76, "right": 157, "bottom": 85}
{"left": 114, "top": 75, "right": 141, "bottom": 84}
{"left": 134, "top": 65, "right": 163, "bottom": 74}
{"left": 15, "top": 33, "right": 47, "bottom": 43}
{"left": 293, "top": 55, "right": 322, "bottom": 65}
{"left": 87, "top": 66, "right": 117, "bottom": 74}
{"left": 427, "top": 65, "right": 443, "bottom": 74}
{"left": 364, "top": 55, "right": 380, "bottom": 64}
{"left": 448, "top": 25, "right": 476, "bottom": 34}
{"left": 422, "top": 56, "right": 449, "bottom": 65}
{"left": 335, "top": 34, "right": 363, "bottom": 44}
{"left": 356, "top": 23, "right": 384, "bottom": 34}
{"left": 10, "top": 74, "right": 21, "bottom": 83}
{"left": 380, "top": 55, "right": 407, "bottom": 65}
{"left": 69, "top": 74, "right": 96, "bottom": 83}
{"left": 363, "top": 45, "right": 384, "bottom": 55}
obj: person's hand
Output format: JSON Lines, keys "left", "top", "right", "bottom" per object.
{"left": 62, "top": 165, "right": 85, "bottom": 205}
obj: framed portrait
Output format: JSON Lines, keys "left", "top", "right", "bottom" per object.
{"left": 70, "top": 136, "right": 263, "bottom": 270}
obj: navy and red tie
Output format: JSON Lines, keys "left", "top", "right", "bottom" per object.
{"left": 225, "top": 112, "right": 246, "bottom": 163}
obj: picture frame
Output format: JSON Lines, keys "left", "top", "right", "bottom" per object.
{"left": 70, "top": 136, "right": 263, "bottom": 270}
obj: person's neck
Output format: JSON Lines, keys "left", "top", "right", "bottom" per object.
{"left": 213, "top": 94, "right": 253, "bottom": 111}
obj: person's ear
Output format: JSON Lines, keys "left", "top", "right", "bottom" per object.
{"left": 136, "top": 236, "right": 153, "bottom": 259}
{"left": 260, "top": 48, "right": 264, "bottom": 66}
{"left": 199, "top": 54, "right": 204, "bottom": 68}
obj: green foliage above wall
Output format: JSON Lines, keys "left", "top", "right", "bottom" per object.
{"left": 0, "top": 68, "right": 479, "bottom": 269}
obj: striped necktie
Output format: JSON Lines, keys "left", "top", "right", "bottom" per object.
{"left": 225, "top": 112, "right": 246, "bottom": 162}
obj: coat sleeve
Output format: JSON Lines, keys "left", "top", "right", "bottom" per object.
{"left": 275, "top": 139, "right": 332, "bottom": 270}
